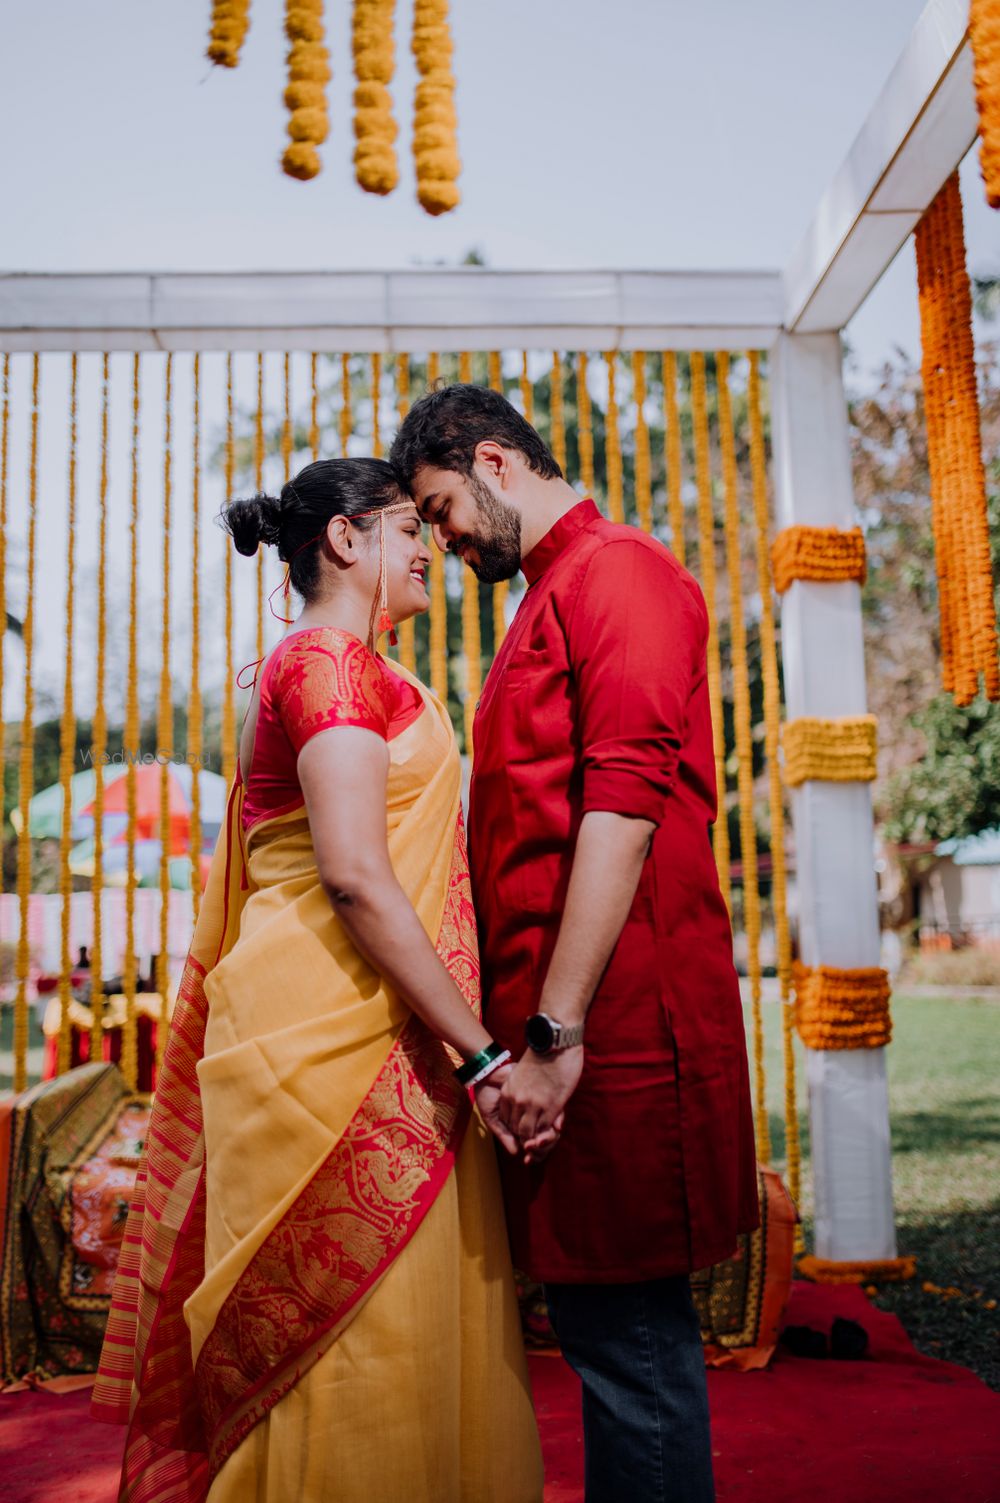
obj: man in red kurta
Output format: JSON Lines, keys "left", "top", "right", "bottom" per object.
{"left": 392, "top": 384, "right": 758, "bottom": 1503}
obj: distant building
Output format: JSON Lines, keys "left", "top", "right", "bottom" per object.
{"left": 916, "top": 828, "right": 1000, "bottom": 951}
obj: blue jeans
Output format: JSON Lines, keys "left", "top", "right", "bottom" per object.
{"left": 545, "top": 1276, "right": 715, "bottom": 1503}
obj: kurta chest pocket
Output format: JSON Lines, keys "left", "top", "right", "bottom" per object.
{"left": 503, "top": 644, "right": 548, "bottom": 679}
{"left": 502, "top": 647, "right": 573, "bottom": 763}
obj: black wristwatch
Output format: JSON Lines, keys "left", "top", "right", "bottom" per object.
{"left": 524, "top": 1012, "right": 585, "bottom": 1056}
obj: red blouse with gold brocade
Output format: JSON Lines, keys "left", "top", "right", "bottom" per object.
{"left": 242, "top": 626, "right": 423, "bottom": 832}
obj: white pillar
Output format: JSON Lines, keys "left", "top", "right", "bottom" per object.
{"left": 771, "top": 331, "right": 897, "bottom": 1262}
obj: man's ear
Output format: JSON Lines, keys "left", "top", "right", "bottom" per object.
{"left": 475, "top": 440, "right": 510, "bottom": 485}
{"left": 324, "top": 515, "right": 357, "bottom": 568}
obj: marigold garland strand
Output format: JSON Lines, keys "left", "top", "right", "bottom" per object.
{"left": 13, "top": 356, "right": 39, "bottom": 1094}
{"left": 916, "top": 174, "right": 999, "bottom": 703}
{"left": 488, "top": 353, "right": 509, "bottom": 650}
{"left": 549, "top": 353, "right": 566, "bottom": 476}
{"left": 458, "top": 349, "right": 481, "bottom": 754}
{"left": 156, "top": 356, "right": 174, "bottom": 1077}
{"left": 427, "top": 352, "right": 448, "bottom": 701}
{"left": 282, "top": 0, "right": 331, "bottom": 181}
{"left": 122, "top": 354, "right": 141, "bottom": 1093}
{"left": 520, "top": 353, "right": 534, "bottom": 426}
{"left": 207, "top": 0, "right": 463, "bottom": 208}
{"left": 631, "top": 352, "right": 652, "bottom": 533}
{"left": 919, "top": 182, "right": 958, "bottom": 695}
{"left": 718, "top": 353, "right": 769, "bottom": 1159}
{"left": 395, "top": 353, "right": 410, "bottom": 414}
{"left": 933, "top": 178, "right": 978, "bottom": 700}
{"left": 603, "top": 352, "right": 624, "bottom": 523}
{"left": 283, "top": 352, "right": 293, "bottom": 615}
{"left": 411, "top": 0, "right": 461, "bottom": 215}
{"left": 662, "top": 352, "right": 685, "bottom": 562}
{"left": 282, "top": 353, "right": 293, "bottom": 480}
{"left": 461, "top": 569, "right": 481, "bottom": 757}
{"left": 190, "top": 356, "right": 205, "bottom": 928}
{"left": 940, "top": 176, "right": 999, "bottom": 698}
{"left": 90, "top": 357, "right": 110, "bottom": 1067}
{"left": 207, "top": 0, "right": 251, "bottom": 68}
{"left": 340, "top": 354, "right": 352, "bottom": 457}
{"left": 371, "top": 353, "right": 383, "bottom": 457}
{"left": 310, "top": 352, "right": 320, "bottom": 460}
{"left": 57, "top": 356, "right": 79, "bottom": 1076}
{"left": 576, "top": 353, "right": 595, "bottom": 497}
{"left": 352, "top": 0, "right": 399, "bottom": 195}
{"left": 971, "top": 0, "right": 1000, "bottom": 209}
{"left": 255, "top": 354, "right": 265, "bottom": 666}
{"left": 395, "top": 355, "right": 417, "bottom": 674}
{"left": 222, "top": 355, "right": 236, "bottom": 789}
{"left": 690, "top": 352, "right": 731, "bottom": 911}
{"left": 748, "top": 351, "right": 800, "bottom": 1233}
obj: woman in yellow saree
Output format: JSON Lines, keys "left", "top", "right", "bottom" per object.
{"left": 93, "top": 459, "right": 544, "bottom": 1502}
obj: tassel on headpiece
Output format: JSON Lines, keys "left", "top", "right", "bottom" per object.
{"left": 363, "top": 501, "right": 412, "bottom": 647}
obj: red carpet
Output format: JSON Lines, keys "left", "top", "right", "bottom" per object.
{"left": 2, "top": 1285, "right": 998, "bottom": 1502}
{"left": 532, "top": 1283, "right": 1000, "bottom": 1503}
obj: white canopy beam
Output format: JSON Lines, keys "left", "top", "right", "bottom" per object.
{"left": 784, "top": 0, "right": 977, "bottom": 334}
{"left": 0, "top": 270, "right": 784, "bottom": 353}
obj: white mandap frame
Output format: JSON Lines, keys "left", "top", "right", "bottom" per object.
{"left": 0, "top": 0, "right": 979, "bottom": 1266}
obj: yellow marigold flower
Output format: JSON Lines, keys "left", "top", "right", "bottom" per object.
{"left": 207, "top": 0, "right": 251, "bottom": 68}
{"left": 412, "top": 0, "right": 461, "bottom": 215}
{"left": 281, "top": 0, "right": 330, "bottom": 181}
{"left": 352, "top": 0, "right": 399, "bottom": 195}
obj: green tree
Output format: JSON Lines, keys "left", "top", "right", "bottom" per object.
{"left": 882, "top": 688, "right": 1000, "bottom": 843}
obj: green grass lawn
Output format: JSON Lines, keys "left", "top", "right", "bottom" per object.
{"left": 750, "top": 991, "right": 1000, "bottom": 1390}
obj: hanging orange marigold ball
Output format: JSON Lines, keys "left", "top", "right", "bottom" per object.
{"left": 207, "top": 0, "right": 251, "bottom": 69}
{"left": 411, "top": 0, "right": 461, "bottom": 216}
{"left": 352, "top": 0, "right": 400, "bottom": 195}
{"left": 282, "top": 0, "right": 331, "bottom": 181}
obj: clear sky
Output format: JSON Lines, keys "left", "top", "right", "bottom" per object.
{"left": 1, "top": 0, "right": 999, "bottom": 717}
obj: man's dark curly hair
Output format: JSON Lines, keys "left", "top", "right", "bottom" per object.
{"left": 389, "top": 382, "right": 562, "bottom": 490}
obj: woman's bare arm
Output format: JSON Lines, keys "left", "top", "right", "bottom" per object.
{"left": 297, "top": 723, "right": 496, "bottom": 1066}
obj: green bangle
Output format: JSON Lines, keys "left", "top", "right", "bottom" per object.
{"left": 455, "top": 1041, "right": 504, "bottom": 1087}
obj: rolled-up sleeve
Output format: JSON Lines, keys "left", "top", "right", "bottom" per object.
{"left": 568, "top": 539, "right": 705, "bottom": 826}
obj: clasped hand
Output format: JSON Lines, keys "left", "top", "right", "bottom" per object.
{"left": 475, "top": 1049, "right": 583, "bottom": 1164}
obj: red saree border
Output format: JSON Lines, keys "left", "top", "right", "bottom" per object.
{"left": 198, "top": 807, "right": 480, "bottom": 1478}
{"left": 91, "top": 955, "right": 212, "bottom": 1455}
{"left": 97, "top": 786, "right": 481, "bottom": 1503}
{"left": 197, "top": 1018, "right": 470, "bottom": 1477}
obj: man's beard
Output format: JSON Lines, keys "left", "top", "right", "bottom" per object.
{"left": 452, "top": 471, "right": 522, "bottom": 583}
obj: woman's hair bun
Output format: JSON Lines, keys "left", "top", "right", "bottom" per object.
{"left": 222, "top": 493, "right": 282, "bottom": 557}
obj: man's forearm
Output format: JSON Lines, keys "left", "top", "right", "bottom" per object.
{"left": 538, "top": 809, "right": 656, "bottom": 1027}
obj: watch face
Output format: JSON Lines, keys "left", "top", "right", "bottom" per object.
{"left": 525, "top": 1013, "right": 556, "bottom": 1054}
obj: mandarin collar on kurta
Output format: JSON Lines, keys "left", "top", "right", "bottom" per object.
{"left": 520, "top": 498, "right": 600, "bottom": 586}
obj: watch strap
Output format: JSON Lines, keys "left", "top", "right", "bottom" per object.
{"left": 553, "top": 1020, "right": 585, "bottom": 1050}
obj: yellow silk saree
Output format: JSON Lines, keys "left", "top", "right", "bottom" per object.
{"left": 93, "top": 654, "right": 543, "bottom": 1503}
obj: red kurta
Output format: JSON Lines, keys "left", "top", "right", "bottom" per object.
{"left": 468, "top": 499, "right": 759, "bottom": 1283}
